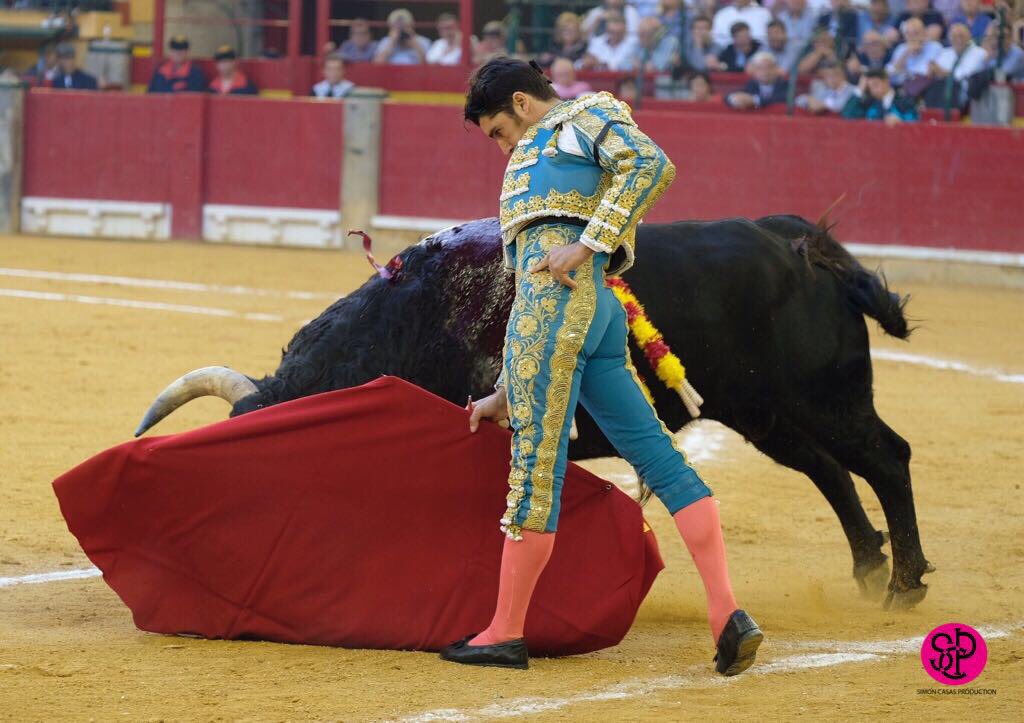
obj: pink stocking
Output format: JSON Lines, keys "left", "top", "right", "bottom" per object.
{"left": 470, "top": 530, "right": 556, "bottom": 646}
{"left": 673, "top": 496, "right": 739, "bottom": 642}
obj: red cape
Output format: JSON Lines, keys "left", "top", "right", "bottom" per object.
{"left": 53, "top": 376, "right": 663, "bottom": 655}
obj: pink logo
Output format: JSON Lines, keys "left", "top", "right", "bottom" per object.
{"left": 921, "top": 623, "right": 987, "bottom": 685}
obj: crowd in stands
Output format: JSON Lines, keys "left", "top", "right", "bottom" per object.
{"left": 13, "top": 0, "right": 1024, "bottom": 122}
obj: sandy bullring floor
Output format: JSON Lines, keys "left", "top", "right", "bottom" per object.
{"left": 0, "top": 234, "right": 1021, "bottom": 721}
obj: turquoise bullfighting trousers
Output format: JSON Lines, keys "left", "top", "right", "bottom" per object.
{"left": 500, "top": 222, "right": 711, "bottom": 539}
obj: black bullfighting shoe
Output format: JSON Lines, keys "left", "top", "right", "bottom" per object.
{"left": 714, "top": 609, "right": 764, "bottom": 676}
{"left": 439, "top": 635, "right": 529, "bottom": 670}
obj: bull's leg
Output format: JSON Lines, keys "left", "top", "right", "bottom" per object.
{"left": 820, "top": 413, "right": 932, "bottom": 610}
{"left": 750, "top": 420, "right": 890, "bottom": 599}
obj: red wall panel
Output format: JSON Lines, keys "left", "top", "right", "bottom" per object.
{"left": 23, "top": 91, "right": 344, "bottom": 239}
{"left": 378, "top": 103, "right": 505, "bottom": 220}
{"left": 204, "top": 97, "right": 342, "bottom": 209}
{"left": 23, "top": 91, "right": 177, "bottom": 204}
{"left": 379, "top": 104, "right": 1024, "bottom": 252}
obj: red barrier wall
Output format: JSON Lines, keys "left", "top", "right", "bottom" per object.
{"left": 205, "top": 97, "right": 342, "bottom": 209}
{"left": 24, "top": 92, "right": 177, "bottom": 204}
{"left": 24, "top": 90, "right": 343, "bottom": 238}
{"left": 379, "top": 103, "right": 503, "bottom": 220}
{"left": 378, "top": 104, "right": 1024, "bottom": 251}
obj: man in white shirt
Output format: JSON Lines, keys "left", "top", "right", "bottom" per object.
{"left": 928, "top": 22, "right": 987, "bottom": 105}
{"left": 311, "top": 55, "right": 355, "bottom": 99}
{"left": 930, "top": 22, "right": 987, "bottom": 79}
{"left": 426, "top": 12, "right": 463, "bottom": 65}
{"left": 583, "top": 0, "right": 642, "bottom": 38}
{"left": 582, "top": 12, "right": 641, "bottom": 71}
{"left": 886, "top": 16, "right": 943, "bottom": 84}
{"left": 712, "top": 0, "right": 773, "bottom": 47}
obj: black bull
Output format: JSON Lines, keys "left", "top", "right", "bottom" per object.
{"left": 137, "top": 215, "right": 933, "bottom": 609}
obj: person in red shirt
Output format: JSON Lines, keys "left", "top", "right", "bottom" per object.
{"left": 148, "top": 36, "right": 207, "bottom": 93}
{"left": 208, "top": 46, "right": 258, "bottom": 95}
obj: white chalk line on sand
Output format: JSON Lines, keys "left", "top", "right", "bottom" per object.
{"left": 1, "top": 270, "right": 1022, "bottom": 386}
{"left": 872, "top": 348, "right": 1024, "bottom": 384}
{"left": 0, "top": 567, "right": 101, "bottom": 587}
{"left": 3, "top": 566, "right": 1019, "bottom": 720}
{"left": 397, "top": 623, "right": 1022, "bottom": 722}
{"left": 0, "top": 267, "right": 339, "bottom": 301}
{"left": 0, "top": 288, "right": 286, "bottom": 323}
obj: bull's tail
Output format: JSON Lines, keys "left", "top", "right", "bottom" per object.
{"left": 806, "top": 216, "right": 912, "bottom": 340}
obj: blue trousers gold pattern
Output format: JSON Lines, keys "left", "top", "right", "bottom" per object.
{"left": 500, "top": 223, "right": 712, "bottom": 539}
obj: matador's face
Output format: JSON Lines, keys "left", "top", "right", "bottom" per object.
{"left": 479, "top": 111, "right": 530, "bottom": 155}
{"left": 477, "top": 91, "right": 550, "bottom": 155}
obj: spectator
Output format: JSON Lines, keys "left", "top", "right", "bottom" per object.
{"left": 50, "top": 43, "right": 97, "bottom": 90}
{"left": 633, "top": 15, "right": 682, "bottom": 71}
{"left": 583, "top": 0, "right": 642, "bottom": 38}
{"left": 981, "top": 21, "right": 1024, "bottom": 81}
{"left": 847, "top": 29, "right": 894, "bottom": 78}
{"left": 858, "top": 0, "right": 901, "bottom": 45}
{"left": 778, "top": 0, "right": 822, "bottom": 48}
{"left": 26, "top": 44, "right": 59, "bottom": 88}
{"left": 950, "top": 0, "right": 992, "bottom": 42}
{"left": 550, "top": 57, "right": 594, "bottom": 98}
{"left": 426, "top": 12, "right": 463, "bottom": 65}
{"left": 819, "top": 0, "right": 861, "bottom": 51}
{"left": 797, "top": 27, "right": 840, "bottom": 73}
{"left": 842, "top": 67, "right": 919, "bottom": 122}
{"left": 633, "top": 0, "right": 663, "bottom": 17}
{"left": 660, "top": 0, "right": 687, "bottom": 43}
{"left": 473, "top": 21, "right": 510, "bottom": 65}
{"left": 538, "top": 12, "right": 588, "bottom": 67}
{"left": 208, "top": 46, "right": 257, "bottom": 95}
{"left": 712, "top": 0, "right": 773, "bottom": 47}
{"left": 687, "top": 71, "right": 721, "bottom": 101}
{"left": 339, "top": 19, "right": 377, "bottom": 63}
{"left": 725, "top": 51, "right": 789, "bottom": 108}
{"left": 147, "top": 36, "right": 206, "bottom": 93}
{"left": 766, "top": 19, "right": 802, "bottom": 71}
{"left": 684, "top": 15, "right": 724, "bottom": 71}
{"left": 895, "top": 0, "right": 947, "bottom": 41}
{"left": 797, "top": 59, "right": 856, "bottom": 110}
{"left": 582, "top": 11, "right": 641, "bottom": 70}
{"left": 311, "top": 55, "right": 355, "bottom": 98}
{"left": 617, "top": 77, "right": 640, "bottom": 103}
{"left": 925, "top": 21, "right": 988, "bottom": 105}
{"left": 374, "top": 9, "right": 430, "bottom": 65}
{"left": 718, "top": 21, "right": 763, "bottom": 71}
{"left": 887, "top": 17, "right": 943, "bottom": 86}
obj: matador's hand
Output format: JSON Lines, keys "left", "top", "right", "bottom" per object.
{"left": 530, "top": 242, "right": 594, "bottom": 289}
{"left": 467, "top": 391, "right": 509, "bottom": 433}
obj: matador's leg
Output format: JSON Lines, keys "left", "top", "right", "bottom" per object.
{"left": 578, "top": 293, "right": 764, "bottom": 675}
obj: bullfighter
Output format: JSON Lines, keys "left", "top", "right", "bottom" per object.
{"left": 440, "top": 58, "right": 764, "bottom": 674}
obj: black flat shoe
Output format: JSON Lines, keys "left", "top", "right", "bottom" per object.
{"left": 439, "top": 634, "right": 529, "bottom": 670}
{"left": 714, "top": 610, "right": 763, "bottom": 676}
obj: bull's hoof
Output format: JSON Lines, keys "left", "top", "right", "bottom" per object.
{"left": 854, "top": 557, "right": 890, "bottom": 600}
{"left": 883, "top": 583, "right": 928, "bottom": 611}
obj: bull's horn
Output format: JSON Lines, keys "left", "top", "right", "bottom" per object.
{"left": 134, "top": 366, "right": 257, "bottom": 437}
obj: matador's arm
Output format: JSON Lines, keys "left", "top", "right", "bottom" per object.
{"left": 570, "top": 103, "right": 676, "bottom": 257}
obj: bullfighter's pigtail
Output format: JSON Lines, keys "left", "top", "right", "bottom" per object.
{"left": 606, "top": 277, "right": 704, "bottom": 418}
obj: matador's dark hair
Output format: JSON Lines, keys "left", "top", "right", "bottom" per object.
{"left": 464, "top": 57, "right": 557, "bottom": 126}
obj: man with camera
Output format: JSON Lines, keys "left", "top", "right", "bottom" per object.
{"left": 374, "top": 8, "right": 430, "bottom": 65}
